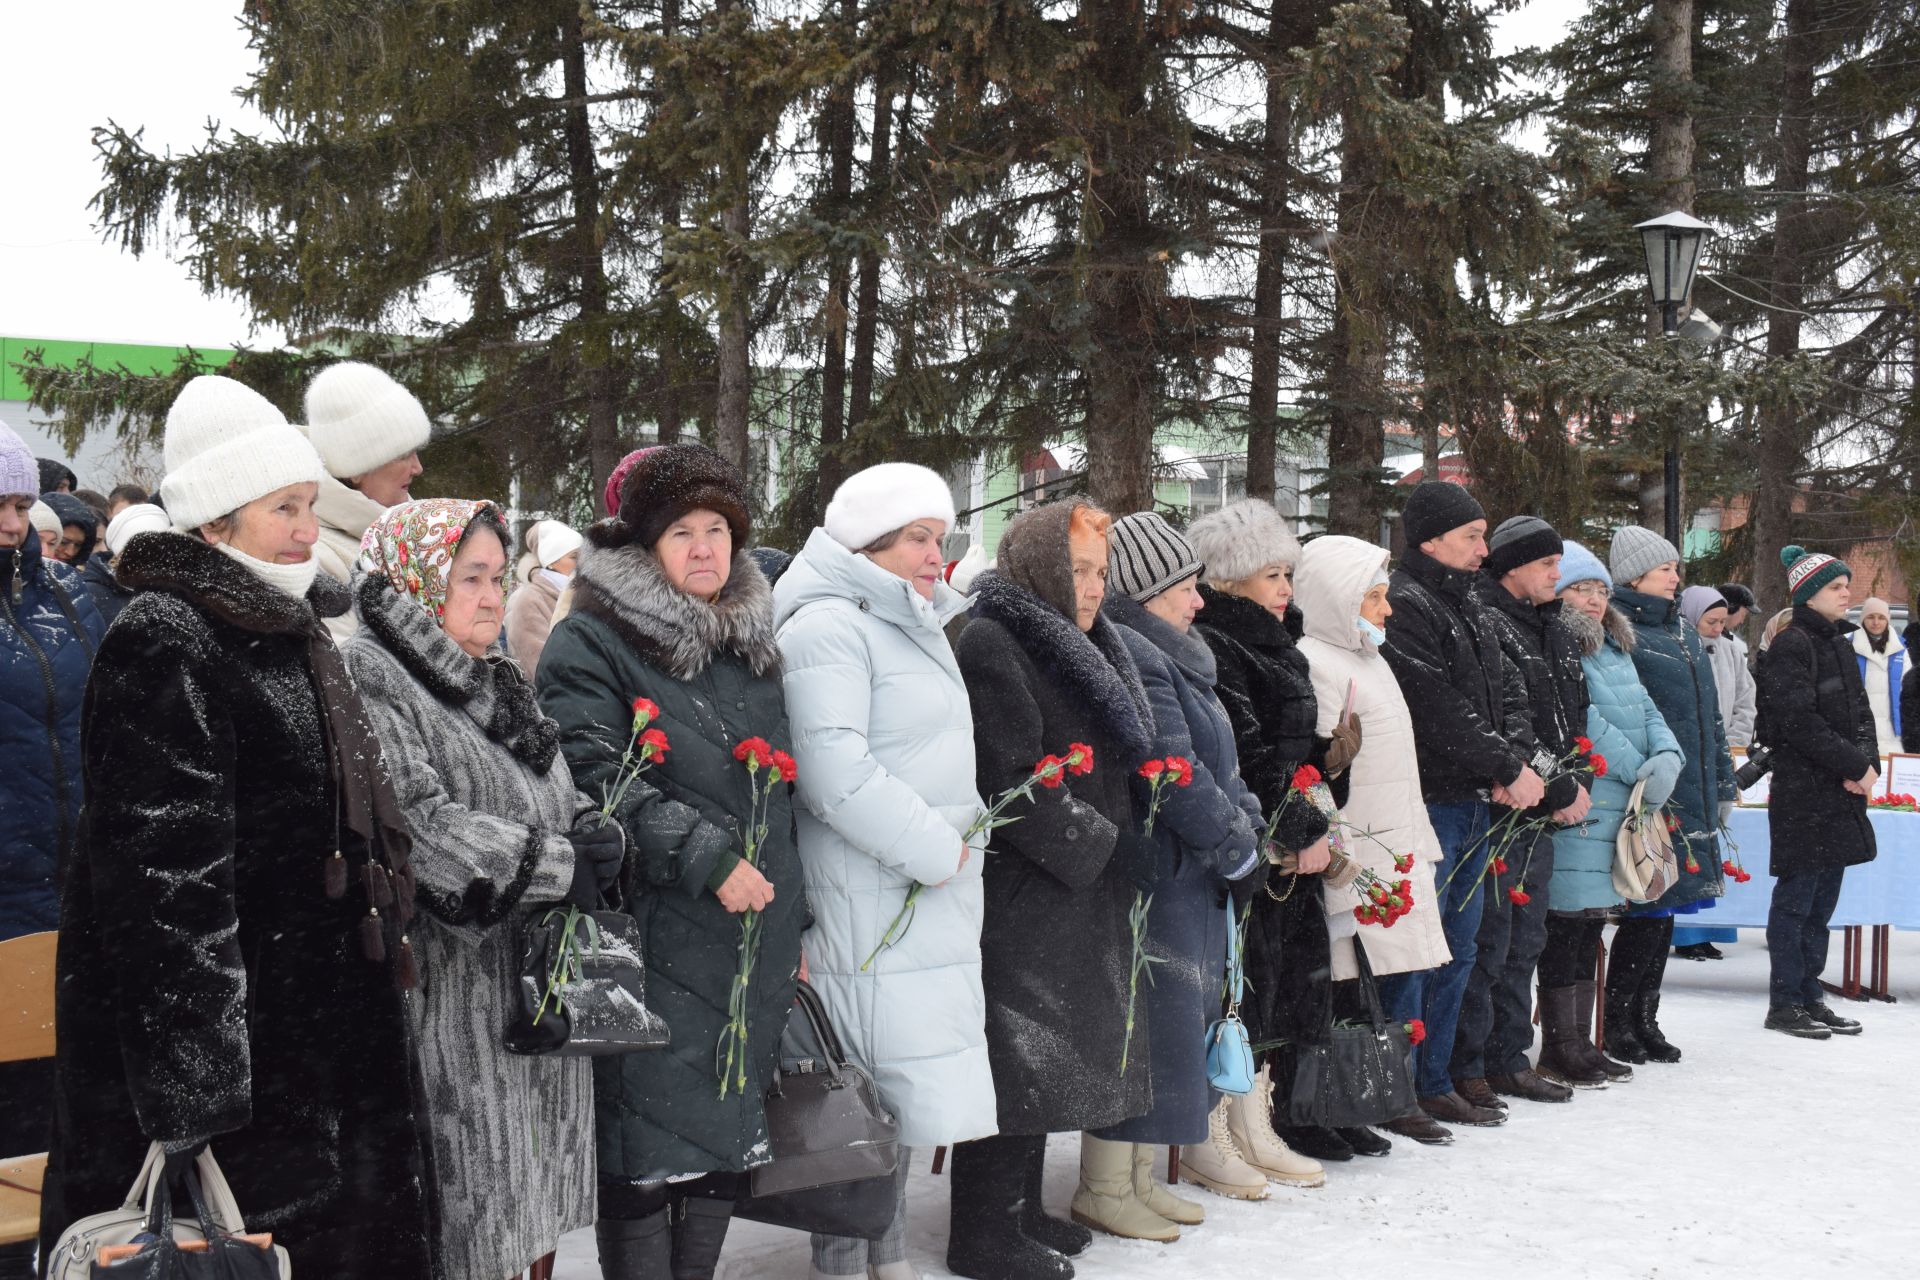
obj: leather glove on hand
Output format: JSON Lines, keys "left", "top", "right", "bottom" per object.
{"left": 564, "top": 819, "right": 627, "bottom": 907}
{"left": 1113, "top": 831, "right": 1161, "bottom": 894}
{"left": 1325, "top": 714, "right": 1363, "bottom": 776}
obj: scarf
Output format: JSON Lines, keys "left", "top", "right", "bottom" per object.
{"left": 216, "top": 541, "right": 321, "bottom": 598}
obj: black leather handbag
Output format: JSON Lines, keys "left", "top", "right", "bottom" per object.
{"left": 504, "top": 905, "right": 670, "bottom": 1057}
{"left": 734, "top": 981, "right": 900, "bottom": 1240}
{"left": 1284, "top": 943, "right": 1418, "bottom": 1129}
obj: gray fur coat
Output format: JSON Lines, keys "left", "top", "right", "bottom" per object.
{"left": 344, "top": 572, "right": 594, "bottom": 1280}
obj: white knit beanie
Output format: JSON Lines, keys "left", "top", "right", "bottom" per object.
{"left": 160, "top": 376, "right": 326, "bottom": 532}
{"left": 527, "top": 518, "right": 584, "bottom": 569}
{"left": 105, "top": 502, "right": 172, "bottom": 557}
{"left": 302, "top": 362, "right": 433, "bottom": 480}
{"left": 823, "top": 462, "right": 957, "bottom": 551}
{"left": 29, "top": 500, "right": 61, "bottom": 538}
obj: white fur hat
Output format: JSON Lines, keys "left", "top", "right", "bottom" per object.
{"left": 28, "top": 500, "right": 61, "bottom": 538}
{"left": 105, "top": 502, "right": 172, "bottom": 557}
{"left": 527, "top": 518, "right": 584, "bottom": 569}
{"left": 303, "top": 361, "right": 432, "bottom": 480}
{"left": 823, "top": 462, "right": 957, "bottom": 551}
{"left": 1187, "top": 498, "right": 1301, "bottom": 585}
{"left": 159, "top": 376, "right": 325, "bottom": 533}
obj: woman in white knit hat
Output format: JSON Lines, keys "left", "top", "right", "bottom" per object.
{"left": 303, "top": 360, "right": 433, "bottom": 640}
{"left": 504, "top": 517, "right": 585, "bottom": 685}
{"left": 40, "top": 375, "right": 437, "bottom": 1280}
{"left": 773, "top": 462, "right": 994, "bottom": 1280}
{"left": 27, "top": 498, "right": 61, "bottom": 559}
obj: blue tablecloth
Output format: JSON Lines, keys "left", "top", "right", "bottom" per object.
{"left": 1704, "top": 807, "right": 1920, "bottom": 929}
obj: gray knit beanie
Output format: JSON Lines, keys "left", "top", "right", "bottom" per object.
{"left": 1108, "top": 512, "right": 1203, "bottom": 602}
{"left": 1609, "top": 525, "right": 1681, "bottom": 587}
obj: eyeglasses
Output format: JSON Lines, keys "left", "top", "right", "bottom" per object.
{"left": 1565, "top": 582, "right": 1610, "bottom": 599}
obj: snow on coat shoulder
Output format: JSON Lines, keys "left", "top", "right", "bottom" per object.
{"left": 1293, "top": 535, "right": 1449, "bottom": 981}
{"left": 773, "top": 527, "right": 997, "bottom": 1148}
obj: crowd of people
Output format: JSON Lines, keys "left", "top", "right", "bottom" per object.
{"left": 0, "top": 364, "right": 1887, "bottom": 1280}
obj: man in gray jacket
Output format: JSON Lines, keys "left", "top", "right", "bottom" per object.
{"left": 1711, "top": 583, "right": 1758, "bottom": 748}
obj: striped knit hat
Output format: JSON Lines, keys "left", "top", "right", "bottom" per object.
{"left": 1782, "top": 544, "right": 1851, "bottom": 606}
{"left": 1108, "top": 511, "right": 1203, "bottom": 602}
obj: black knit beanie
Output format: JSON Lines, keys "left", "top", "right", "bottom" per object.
{"left": 1401, "top": 481, "right": 1487, "bottom": 549}
{"left": 1483, "top": 514, "right": 1563, "bottom": 580}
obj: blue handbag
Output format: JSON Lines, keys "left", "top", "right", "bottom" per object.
{"left": 1205, "top": 901, "right": 1257, "bottom": 1096}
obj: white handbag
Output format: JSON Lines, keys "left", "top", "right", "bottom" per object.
{"left": 45, "top": 1142, "right": 292, "bottom": 1279}
{"left": 1612, "top": 778, "right": 1680, "bottom": 904}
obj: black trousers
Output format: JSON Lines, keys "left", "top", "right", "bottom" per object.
{"left": 1767, "top": 866, "right": 1847, "bottom": 1008}
{"left": 598, "top": 1171, "right": 743, "bottom": 1220}
{"left": 1453, "top": 832, "right": 1555, "bottom": 1079}
{"left": 1538, "top": 915, "right": 1607, "bottom": 989}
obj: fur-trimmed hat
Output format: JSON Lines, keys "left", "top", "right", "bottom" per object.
{"left": 1188, "top": 499, "right": 1300, "bottom": 586}
{"left": 600, "top": 442, "right": 751, "bottom": 552}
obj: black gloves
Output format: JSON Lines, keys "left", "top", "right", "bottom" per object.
{"left": 564, "top": 818, "right": 627, "bottom": 908}
{"left": 1113, "top": 831, "right": 1161, "bottom": 894}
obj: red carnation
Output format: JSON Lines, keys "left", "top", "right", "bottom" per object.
{"left": 770, "top": 749, "right": 797, "bottom": 783}
{"left": 1574, "top": 736, "right": 1593, "bottom": 755}
{"left": 640, "top": 727, "right": 671, "bottom": 759}
{"left": 733, "top": 736, "right": 773, "bottom": 769}
{"left": 1166, "top": 757, "right": 1194, "bottom": 787}
{"left": 1291, "top": 764, "right": 1322, "bottom": 794}
{"left": 1507, "top": 886, "right": 1531, "bottom": 905}
{"left": 1492, "top": 857, "right": 1509, "bottom": 876}
{"left": 1406, "top": 1019, "right": 1427, "bottom": 1046}
{"left": 1392, "top": 853, "right": 1414, "bottom": 873}
{"left": 1139, "top": 759, "right": 1166, "bottom": 781}
{"left": 1589, "top": 754, "right": 1608, "bottom": 778}
{"left": 1065, "top": 743, "right": 1096, "bottom": 776}
{"left": 632, "top": 696, "right": 660, "bottom": 722}
{"left": 1033, "top": 755, "right": 1067, "bottom": 788}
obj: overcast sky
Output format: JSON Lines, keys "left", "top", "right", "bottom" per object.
{"left": 0, "top": 1, "right": 1583, "bottom": 354}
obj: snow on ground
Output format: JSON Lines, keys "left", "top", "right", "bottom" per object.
{"left": 555, "top": 930, "right": 1920, "bottom": 1279}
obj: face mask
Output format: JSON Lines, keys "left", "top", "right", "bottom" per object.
{"left": 537, "top": 567, "right": 572, "bottom": 592}
{"left": 1355, "top": 615, "right": 1386, "bottom": 648}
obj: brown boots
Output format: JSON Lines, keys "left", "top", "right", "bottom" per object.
{"left": 1536, "top": 981, "right": 1632, "bottom": 1088}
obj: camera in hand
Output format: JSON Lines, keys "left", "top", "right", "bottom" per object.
{"left": 1733, "top": 745, "right": 1774, "bottom": 791}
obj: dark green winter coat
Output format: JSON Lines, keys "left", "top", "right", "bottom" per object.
{"left": 537, "top": 537, "right": 804, "bottom": 1180}
{"left": 1611, "top": 584, "right": 1735, "bottom": 911}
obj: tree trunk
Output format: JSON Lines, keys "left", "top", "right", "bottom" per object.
{"left": 845, "top": 68, "right": 896, "bottom": 466}
{"left": 656, "top": 0, "right": 686, "bottom": 446}
{"left": 1324, "top": 106, "right": 1388, "bottom": 541}
{"left": 1246, "top": 70, "right": 1292, "bottom": 504}
{"left": 812, "top": 0, "right": 858, "bottom": 521}
{"left": 1751, "top": 0, "right": 1817, "bottom": 619}
{"left": 561, "top": 7, "right": 622, "bottom": 489}
{"left": 712, "top": 0, "right": 752, "bottom": 474}
{"left": 1639, "top": 0, "right": 1695, "bottom": 536}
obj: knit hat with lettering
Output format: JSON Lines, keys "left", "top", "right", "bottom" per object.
{"left": 1781, "top": 544, "right": 1851, "bottom": 606}
{"left": 303, "top": 362, "right": 433, "bottom": 480}
{"left": 160, "top": 376, "right": 326, "bottom": 533}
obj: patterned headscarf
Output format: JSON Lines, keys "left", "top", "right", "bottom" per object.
{"left": 359, "top": 498, "right": 503, "bottom": 620}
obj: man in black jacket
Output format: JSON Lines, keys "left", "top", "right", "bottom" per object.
{"left": 1379, "top": 482, "right": 1544, "bottom": 1143}
{"left": 1457, "top": 515, "right": 1594, "bottom": 1109}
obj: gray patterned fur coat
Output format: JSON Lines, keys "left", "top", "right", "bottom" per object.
{"left": 345, "top": 571, "right": 595, "bottom": 1280}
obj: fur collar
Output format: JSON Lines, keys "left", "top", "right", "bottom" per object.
{"left": 970, "top": 571, "right": 1154, "bottom": 765}
{"left": 572, "top": 541, "right": 782, "bottom": 681}
{"left": 1564, "top": 604, "right": 1638, "bottom": 657}
{"left": 353, "top": 572, "right": 559, "bottom": 770}
{"left": 115, "top": 529, "right": 347, "bottom": 635}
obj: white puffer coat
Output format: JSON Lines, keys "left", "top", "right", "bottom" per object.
{"left": 773, "top": 528, "right": 997, "bottom": 1147}
{"left": 1293, "top": 535, "right": 1451, "bottom": 981}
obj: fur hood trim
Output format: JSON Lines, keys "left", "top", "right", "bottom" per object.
{"left": 571, "top": 540, "right": 782, "bottom": 681}
{"left": 115, "top": 529, "right": 347, "bottom": 634}
{"left": 1564, "top": 604, "right": 1638, "bottom": 657}
{"left": 969, "top": 570, "right": 1154, "bottom": 766}
{"left": 352, "top": 571, "right": 559, "bottom": 771}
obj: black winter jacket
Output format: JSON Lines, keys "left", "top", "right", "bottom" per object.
{"left": 41, "top": 532, "right": 433, "bottom": 1279}
{"left": 1474, "top": 578, "right": 1592, "bottom": 815}
{"left": 1383, "top": 547, "right": 1528, "bottom": 804}
{"left": 1757, "top": 607, "right": 1879, "bottom": 877}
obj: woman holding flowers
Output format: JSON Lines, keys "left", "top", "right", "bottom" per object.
{"left": 343, "top": 499, "right": 604, "bottom": 1280}
{"left": 1542, "top": 542, "right": 1680, "bottom": 1086}
{"left": 949, "top": 499, "right": 1156, "bottom": 1280}
{"left": 538, "top": 444, "right": 803, "bottom": 1280}
{"left": 1601, "top": 527, "right": 1736, "bottom": 1065}
{"left": 1082, "top": 512, "right": 1264, "bottom": 1239}
{"left": 773, "top": 463, "right": 995, "bottom": 1280}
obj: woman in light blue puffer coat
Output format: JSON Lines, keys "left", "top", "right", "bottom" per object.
{"left": 1538, "top": 541, "right": 1683, "bottom": 1089}
{"left": 774, "top": 465, "right": 996, "bottom": 1280}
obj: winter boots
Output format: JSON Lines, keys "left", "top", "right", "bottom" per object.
{"left": 948, "top": 1136, "right": 1075, "bottom": 1280}
{"left": 1183, "top": 1099, "right": 1280, "bottom": 1198}
{"left": 1602, "top": 987, "right": 1650, "bottom": 1064}
{"left": 1069, "top": 1136, "right": 1181, "bottom": 1242}
{"left": 1132, "top": 1142, "right": 1205, "bottom": 1226}
{"left": 1336, "top": 1126, "right": 1393, "bottom": 1157}
{"left": 1805, "top": 1001, "right": 1864, "bottom": 1035}
{"left": 1225, "top": 1070, "right": 1325, "bottom": 1188}
{"left": 1021, "top": 1136, "right": 1092, "bottom": 1258}
{"left": 1536, "top": 982, "right": 1626, "bottom": 1088}
{"left": 1486, "top": 1066, "right": 1573, "bottom": 1104}
{"left": 1453, "top": 1077, "right": 1510, "bottom": 1113}
{"left": 1635, "top": 991, "right": 1682, "bottom": 1061}
{"left": 672, "top": 1198, "right": 736, "bottom": 1279}
{"left": 596, "top": 1211, "right": 672, "bottom": 1280}
{"left": 1764, "top": 1004, "right": 1833, "bottom": 1039}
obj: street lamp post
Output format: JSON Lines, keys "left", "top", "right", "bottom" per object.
{"left": 1634, "top": 210, "right": 1715, "bottom": 548}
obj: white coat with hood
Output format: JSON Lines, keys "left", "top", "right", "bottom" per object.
{"left": 311, "top": 473, "right": 389, "bottom": 642}
{"left": 1293, "top": 535, "right": 1452, "bottom": 981}
{"left": 773, "top": 527, "right": 997, "bottom": 1147}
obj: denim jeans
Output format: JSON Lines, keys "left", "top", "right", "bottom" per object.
{"left": 1378, "top": 800, "right": 1489, "bottom": 1098}
{"left": 1767, "top": 867, "right": 1847, "bottom": 1007}
{"left": 1454, "top": 829, "right": 1556, "bottom": 1079}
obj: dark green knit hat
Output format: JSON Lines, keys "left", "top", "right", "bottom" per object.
{"left": 1781, "top": 544, "right": 1851, "bottom": 605}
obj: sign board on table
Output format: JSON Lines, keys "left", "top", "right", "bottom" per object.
{"left": 1881, "top": 753, "right": 1920, "bottom": 800}
{"left": 1731, "top": 747, "right": 1770, "bottom": 807}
